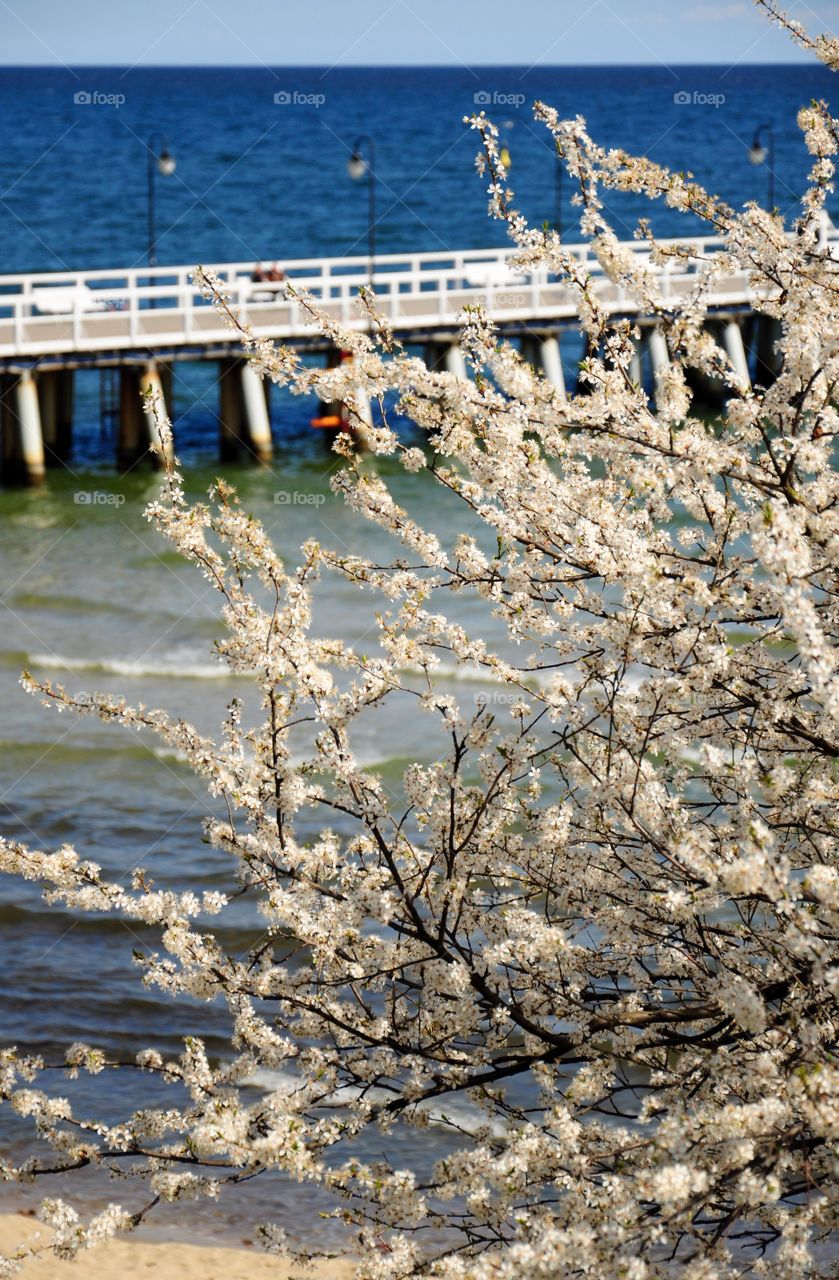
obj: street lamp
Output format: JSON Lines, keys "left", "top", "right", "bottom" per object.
{"left": 554, "top": 144, "right": 563, "bottom": 238}
{"left": 147, "top": 131, "right": 176, "bottom": 270}
{"left": 748, "top": 123, "right": 775, "bottom": 212}
{"left": 347, "top": 135, "right": 376, "bottom": 291}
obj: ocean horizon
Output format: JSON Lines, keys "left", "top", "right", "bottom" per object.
{"left": 0, "top": 62, "right": 832, "bottom": 274}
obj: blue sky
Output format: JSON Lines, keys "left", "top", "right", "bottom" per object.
{"left": 1, "top": 0, "right": 837, "bottom": 65}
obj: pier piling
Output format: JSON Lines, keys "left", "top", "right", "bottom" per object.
{"left": 240, "top": 360, "right": 273, "bottom": 462}
{"left": 754, "top": 316, "right": 782, "bottom": 386}
{"left": 721, "top": 319, "right": 751, "bottom": 390}
{"left": 10, "top": 372, "right": 46, "bottom": 484}
{"left": 0, "top": 237, "right": 805, "bottom": 485}
{"left": 218, "top": 359, "right": 243, "bottom": 460}
{"left": 118, "top": 368, "right": 146, "bottom": 466}
{"left": 538, "top": 336, "right": 566, "bottom": 399}
{"left": 443, "top": 345, "right": 467, "bottom": 380}
{"left": 141, "top": 362, "right": 173, "bottom": 465}
{"left": 629, "top": 337, "right": 643, "bottom": 387}
{"left": 38, "top": 370, "right": 60, "bottom": 465}
{"left": 426, "top": 342, "right": 468, "bottom": 380}
{"left": 56, "top": 370, "right": 74, "bottom": 458}
{"left": 522, "top": 335, "right": 566, "bottom": 399}
{"left": 647, "top": 328, "right": 670, "bottom": 379}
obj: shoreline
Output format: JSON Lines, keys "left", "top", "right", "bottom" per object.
{"left": 0, "top": 1213, "right": 359, "bottom": 1278}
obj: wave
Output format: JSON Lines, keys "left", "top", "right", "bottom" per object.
{"left": 0, "top": 902, "right": 153, "bottom": 932}
{"left": 408, "top": 658, "right": 550, "bottom": 689}
{"left": 25, "top": 652, "right": 241, "bottom": 681}
{"left": 246, "top": 1068, "right": 509, "bottom": 1143}
{"left": 8, "top": 592, "right": 142, "bottom": 617}
{"left": 0, "top": 902, "right": 268, "bottom": 950}
{"left": 16, "top": 644, "right": 641, "bottom": 694}
{"left": 0, "top": 649, "right": 32, "bottom": 670}
{"left": 152, "top": 745, "right": 192, "bottom": 764}
{"left": 413, "top": 660, "right": 652, "bottom": 698}
{"left": 0, "top": 738, "right": 186, "bottom": 766}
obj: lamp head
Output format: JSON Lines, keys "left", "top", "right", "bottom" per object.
{"left": 748, "top": 140, "right": 767, "bottom": 166}
{"left": 347, "top": 151, "right": 367, "bottom": 181}
{"left": 157, "top": 149, "right": 176, "bottom": 176}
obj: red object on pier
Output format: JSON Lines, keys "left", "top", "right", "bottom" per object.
{"left": 311, "top": 350, "right": 355, "bottom": 429}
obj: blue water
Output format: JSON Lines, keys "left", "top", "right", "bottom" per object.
{"left": 0, "top": 63, "right": 835, "bottom": 1249}
{"left": 0, "top": 64, "right": 833, "bottom": 274}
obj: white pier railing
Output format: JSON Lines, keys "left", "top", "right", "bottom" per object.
{"left": 0, "top": 233, "right": 806, "bottom": 361}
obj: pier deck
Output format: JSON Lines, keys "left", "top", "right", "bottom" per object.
{"left": 0, "top": 232, "right": 828, "bottom": 481}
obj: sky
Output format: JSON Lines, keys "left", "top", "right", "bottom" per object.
{"left": 1, "top": 0, "right": 838, "bottom": 66}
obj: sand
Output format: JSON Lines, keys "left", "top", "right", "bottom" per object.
{"left": 0, "top": 1212, "right": 359, "bottom": 1278}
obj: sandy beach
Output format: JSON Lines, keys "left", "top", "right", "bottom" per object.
{"left": 0, "top": 1213, "right": 359, "bottom": 1278}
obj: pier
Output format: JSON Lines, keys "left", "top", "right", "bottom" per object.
{"left": 0, "top": 232, "right": 821, "bottom": 482}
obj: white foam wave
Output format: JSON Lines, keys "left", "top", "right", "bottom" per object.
{"left": 27, "top": 652, "right": 241, "bottom": 681}
{"left": 246, "top": 1067, "right": 509, "bottom": 1142}
{"left": 400, "top": 658, "right": 552, "bottom": 690}
{"left": 151, "top": 746, "right": 192, "bottom": 765}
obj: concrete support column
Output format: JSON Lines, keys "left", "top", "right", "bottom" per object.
{"left": 141, "top": 362, "right": 173, "bottom": 465}
{"left": 629, "top": 337, "right": 643, "bottom": 387}
{"left": 538, "top": 335, "right": 566, "bottom": 399}
{"left": 519, "top": 335, "right": 537, "bottom": 367}
{"left": 684, "top": 328, "right": 724, "bottom": 411}
{"left": 351, "top": 384, "right": 373, "bottom": 434}
{"left": 0, "top": 377, "right": 14, "bottom": 474}
{"left": 159, "top": 362, "right": 173, "bottom": 408}
{"left": 12, "top": 372, "right": 45, "bottom": 483}
{"left": 118, "top": 367, "right": 146, "bottom": 466}
{"left": 219, "top": 359, "right": 243, "bottom": 460}
{"left": 443, "top": 344, "right": 467, "bottom": 380}
{"left": 754, "top": 315, "right": 782, "bottom": 386}
{"left": 38, "top": 370, "right": 60, "bottom": 463}
{"left": 240, "top": 360, "right": 273, "bottom": 462}
{"left": 575, "top": 333, "right": 599, "bottom": 396}
{"left": 56, "top": 369, "right": 74, "bottom": 458}
{"left": 647, "top": 327, "right": 670, "bottom": 378}
{"left": 425, "top": 341, "right": 467, "bottom": 379}
{"left": 721, "top": 319, "right": 751, "bottom": 390}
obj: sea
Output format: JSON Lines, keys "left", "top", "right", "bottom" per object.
{"left": 0, "top": 62, "right": 834, "bottom": 1249}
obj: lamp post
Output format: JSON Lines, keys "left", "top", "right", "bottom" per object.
{"left": 347, "top": 135, "right": 376, "bottom": 292}
{"left": 554, "top": 145, "right": 563, "bottom": 238}
{"left": 748, "top": 123, "right": 775, "bottom": 212}
{"left": 147, "top": 132, "right": 176, "bottom": 270}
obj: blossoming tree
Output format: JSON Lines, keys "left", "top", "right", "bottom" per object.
{"left": 2, "top": 2, "right": 839, "bottom": 1276}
